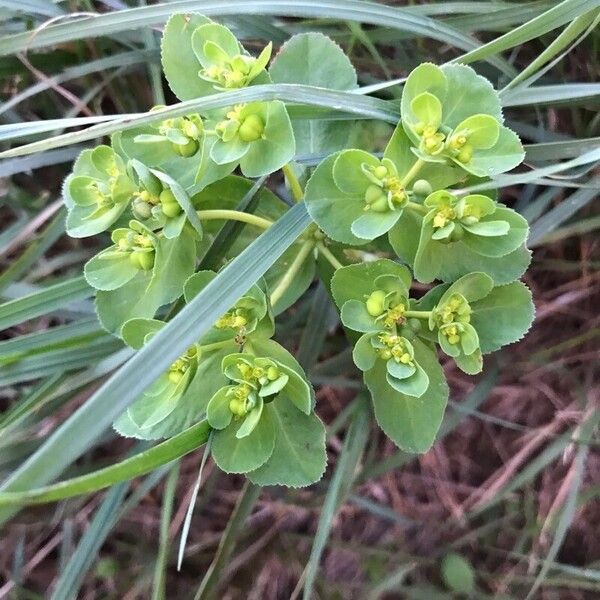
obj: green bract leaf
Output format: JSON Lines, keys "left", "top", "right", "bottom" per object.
{"left": 63, "top": 146, "right": 136, "bottom": 238}
{"left": 306, "top": 149, "right": 411, "bottom": 243}
{"left": 161, "top": 14, "right": 215, "bottom": 101}
{"left": 247, "top": 393, "right": 327, "bottom": 488}
{"left": 191, "top": 22, "right": 271, "bottom": 90}
{"left": 209, "top": 101, "right": 295, "bottom": 177}
{"left": 269, "top": 32, "right": 357, "bottom": 157}
{"left": 331, "top": 259, "right": 412, "bottom": 333}
{"left": 211, "top": 409, "right": 276, "bottom": 474}
{"left": 400, "top": 63, "right": 521, "bottom": 178}
{"left": 113, "top": 112, "right": 205, "bottom": 189}
{"left": 398, "top": 191, "right": 530, "bottom": 284}
{"left": 470, "top": 281, "right": 535, "bottom": 354}
{"left": 305, "top": 153, "right": 367, "bottom": 246}
{"left": 184, "top": 270, "right": 272, "bottom": 344}
{"left": 96, "top": 225, "right": 196, "bottom": 335}
{"left": 121, "top": 318, "right": 165, "bottom": 349}
{"left": 365, "top": 338, "right": 448, "bottom": 453}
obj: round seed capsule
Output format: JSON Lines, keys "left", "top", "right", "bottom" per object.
{"left": 412, "top": 179, "right": 432, "bottom": 197}
{"left": 172, "top": 139, "right": 198, "bottom": 157}
{"left": 238, "top": 114, "right": 264, "bottom": 142}
{"left": 366, "top": 290, "right": 387, "bottom": 317}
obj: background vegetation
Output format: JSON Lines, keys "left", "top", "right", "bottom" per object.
{"left": 0, "top": 1, "right": 598, "bottom": 598}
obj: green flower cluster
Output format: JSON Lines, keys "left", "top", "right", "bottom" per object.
{"left": 59, "top": 12, "right": 535, "bottom": 484}
{"left": 332, "top": 260, "right": 533, "bottom": 451}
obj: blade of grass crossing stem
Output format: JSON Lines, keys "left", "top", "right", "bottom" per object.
{"left": 301, "top": 395, "right": 370, "bottom": 600}
{"left": 194, "top": 481, "right": 262, "bottom": 600}
{"left": 0, "top": 86, "right": 399, "bottom": 157}
{"left": 525, "top": 410, "right": 600, "bottom": 600}
{"left": 50, "top": 482, "right": 130, "bottom": 600}
{"left": 0, "top": 203, "right": 310, "bottom": 522}
{"left": 177, "top": 433, "right": 212, "bottom": 571}
{"left": 0, "top": 421, "right": 211, "bottom": 507}
{"left": 501, "top": 83, "right": 600, "bottom": 107}
{"left": 152, "top": 463, "right": 180, "bottom": 600}
{"left": 0, "top": 276, "right": 92, "bottom": 330}
{"left": 197, "top": 176, "right": 267, "bottom": 271}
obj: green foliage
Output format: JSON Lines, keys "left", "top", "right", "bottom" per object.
{"left": 53, "top": 12, "right": 535, "bottom": 487}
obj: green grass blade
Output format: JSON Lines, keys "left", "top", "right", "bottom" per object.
{"left": 502, "top": 83, "right": 600, "bottom": 106}
{"left": 302, "top": 395, "right": 370, "bottom": 600}
{"left": 152, "top": 463, "right": 180, "bottom": 600}
{"left": 50, "top": 482, "right": 130, "bottom": 600}
{"left": 0, "top": 0, "right": 495, "bottom": 64}
{"left": 194, "top": 481, "right": 262, "bottom": 600}
{"left": 455, "top": 0, "right": 597, "bottom": 65}
{"left": 501, "top": 8, "right": 600, "bottom": 91}
{"left": 0, "top": 276, "right": 92, "bottom": 331}
{"left": 525, "top": 410, "right": 600, "bottom": 599}
{"left": 0, "top": 85, "right": 398, "bottom": 158}
{"left": 529, "top": 186, "right": 598, "bottom": 245}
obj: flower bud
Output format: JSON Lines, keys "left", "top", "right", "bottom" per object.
{"left": 412, "top": 179, "right": 432, "bottom": 197}
{"left": 132, "top": 198, "right": 153, "bottom": 220}
{"left": 238, "top": 114, "right": 265, "bottom": 142}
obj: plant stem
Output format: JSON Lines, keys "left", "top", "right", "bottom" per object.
{"left": 282, "top": 163, "right": 304, "bottom": 202}
{"left": 270, "top": 240, "right": 314, "bottom": 306}
{"left": 400, "top": 158, "right": 425, "bottom": 187}
{"left": 196, "top": 209, "right": 272, "bottom": 230}
{"left": 404, "top": 310, "right": 432, "bottom": 319}
{"left": 406, "top": 201, "right": 428, "bottom": 215}
{"left": 316, "top": 242, "right": 344, "bottom": 271}
{"left": 198, "top": 340, "right": 232, "bottom": 353}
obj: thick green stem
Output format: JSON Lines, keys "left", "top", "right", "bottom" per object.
{"left": 316, "top": 242, "right": 344, "bottom": 271}
{"left": 196, "top": 209, "right": 272, "bottom": 230}
{"left": 282, "top": 163, "right": 304, "bottom": 202}
{"left": 270, "top": 240, "right": 314, "bottom": 306}
{"left": 406, "top": 201, "right": 428, "bottom": 215}
{"left": 400, "top": 158, "right": 426, "bottom": 187}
